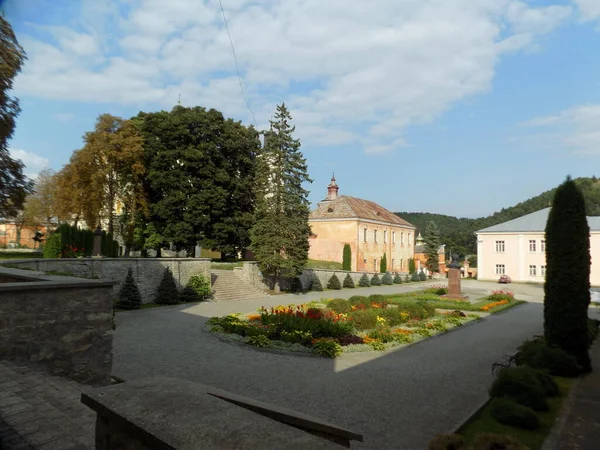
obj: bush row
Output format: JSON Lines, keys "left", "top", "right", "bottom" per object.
{"left": 299, "top": 270, "right": 429, "bottom": 292}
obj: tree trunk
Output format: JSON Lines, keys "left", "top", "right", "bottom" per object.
{"left": 156, "top": 247, "right": 161, "bottom": 258}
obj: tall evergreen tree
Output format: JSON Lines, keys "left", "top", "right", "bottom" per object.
{"left": 544, "top": 176, "right": 592, "bottom": 372}
{"left": 250, "top": 104, "right": 312, "bottom": 290}
{"left": 380, "top": 253, "right": 387, "bottom": 273}
{"left": 424, "top": 221, "right": 441, "bottom": 273}
{"left": 342, "top": 243, "right": 352, "bottom": 271}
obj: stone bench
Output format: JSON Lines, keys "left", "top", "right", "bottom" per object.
{"left": 81, "top": 376, "right": 363, "bottom": 449}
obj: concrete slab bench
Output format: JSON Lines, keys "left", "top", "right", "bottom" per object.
{"left": 81, "top": 376, "right": 363, "bottom": 449}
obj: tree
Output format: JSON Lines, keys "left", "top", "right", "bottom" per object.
{"left": 424, "top": 221, "right": 441, "bottom": 273}
{"left": 0, "top": 17, "right": 32, "bottom": 217}
{"left": 544, "top": 176, "right": 591, "bottom": 373}
{"left": 380, "top": 253, "right": 387, "bottom": 273}
{"left": 310, "top": 272, "right": 323, "bottom": 291}
{"left": 139, "top": 106, "right": 259, "bottom": 256}
{"left": 342, "top": 243, "right": 352, "bottom": 271}
{"left": 22, "top": 169, "right": 57, "bottom": 230}
{"left": 343, "top": 273, "right": 355, "bottom": 288}
{"left": 327, "top": 273, "right": 341, "bottom": 290}
{"left": 358, "top": 273, "right": 370, "bottom": 287}
{"left": 154, "top": 267, "right": 179, "bottom": 304}
{"left": 250, "top": 104, "right": 312, "bottom": 290}
{"left": 371, "top": 273, "right": 382, "bottom": 286}
{"left": 117, "top": 268, "right": 142, "bottom": 310}
{"left": 408, "top": 258, "right": 416, "bottom": 274}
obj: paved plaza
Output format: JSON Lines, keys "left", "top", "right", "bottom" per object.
{"left": 113, "top": 280, "right": 545, "bottom": 449}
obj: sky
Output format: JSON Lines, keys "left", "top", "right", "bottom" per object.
{"left": 4, "top": 0, "right": 600, "bottom": 218}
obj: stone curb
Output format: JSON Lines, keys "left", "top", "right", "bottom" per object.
{"left": 540, "top": 376, "right": 582, "bottom": 450}
{"left": 447, "top": 397, "right": 491, "bottom": 435}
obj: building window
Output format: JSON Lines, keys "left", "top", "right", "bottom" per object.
{"left": 384, "top": 230, "right": 387, "bottom": 243}
{"left": 408, "top": 233, "right": 411, "bottom": 245}
{"left": 364, "top": 228, "right": 367, "bottom": 243}
{"left": 529, "top": 265, "right": 537, "bottom": 276}
{"left": 541, "top": 239, "right": 546, "bottom": 252}
{"left": 392, "top": 231, "right": 396, "bottom": 244}
{"left": 495, "top": 240, "right": 505, "bottom": 252}
{"left": 374, "top": 259, "right": 377, "bottom": 271}
{"left": 529, "top": 240, "right": 536, "bottom": 252}
{"left": 401, "top": 232, "right": 404, "bottom": 244}
{"left": 374, "top": 230, "right": 378, "bottom": 243}
{"left": 392, "top": 259, "right": 395, "bottom": 270}
{"left": 495, "top": 264, "right": 505, "bottom": 275}
{"left": 541, "top": 265, "right": 546, "bottom": 277}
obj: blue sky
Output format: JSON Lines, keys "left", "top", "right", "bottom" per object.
{"left": 4, "top": 0, "right": 600, "bottom": 218}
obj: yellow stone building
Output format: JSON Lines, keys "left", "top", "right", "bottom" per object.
{"left": 308, "top": 176, "right": 416, "bottom": 272}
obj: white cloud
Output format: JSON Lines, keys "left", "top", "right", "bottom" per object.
{"left": 9, "top": 149, "right": 50, "bottom": 179}
{"left": 520, "top": 104, "right": 600, "bottom": 155}
{"left": 573, "top": 0, "right": 600, "bottom": 23}
{"left": 13, "top": 0, "right": 573, "bottom": 154}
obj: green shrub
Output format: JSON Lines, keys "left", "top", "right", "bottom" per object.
{"left": 342, "top": 243, "right": 352, "bottom": 271}
{"left": 343, "top": 273, "right": 355, "bottom": 288}
{"left": 280, "top": 330, "right": 312, "bottom": 345}
{"left": 186, "top": 274, "right": 212, "bottom": 301}
{"left": 428, "top": 434, "right": 464, "bottom": 450}
{"left": 380, "top": 253, "right": 387, "bottom": 273}
{"left": 246, "top": 335, "right": 271, "bottom": 348}
{"left": 393, "top": 273, "right": 403, "bottom": 284}
{"left": 350, "top": 310, "right": 378, "bottom": 330}
{"left": 154, "top": 267, "right": 179, "bottom": 304}
{"left": 328, "top": 298, "right": 351, "bottom": 313}
{"left": 348, "top": 296, "right": 369, "bottom": 307}
{"left": 404, "top": 274, "right": 411, "bottom": 283}
{"left": 368, "top": 340, "right": 385, "bottom": 351}
{"left": 490, "top": 398, "right": 540, "bottom": 430}
{"left": 367, "top": 329, "right": 396, "bottom": 343}
{"left": 371, "top": 273, "right": 382, "bottom": 286}
{"left": 42, "top": 233, "right": 62, "bottom": 258}
{"left": 180, "top": 286, "right": 201, "bottom": 302}
{"left": 419, "top": 270, "right": 427, "bottom": 281}
{"left": 487, "top": 292, "right": 514, "bottom": 302}
{"left": 400, "top": 302, "right": 436, "bottom": 320}
{"left": 588, "top": 318, "right": 600, "bottom": 347}
{"left": 311, "top": 273, "right": 323, "bottom": 291}
{"left": 411, "top": 272, "right": 420, "bottom": 282}
{"left": 379, "top": 308, "right": 407, "bottom": 326}
{"left": 382, "top": 272, "right": 393, "bottom": 285}
{"left": 408, "top": 258, "right": 416, "bottom": 274}
{"left": 368, "top": 294, "right": 386, "bottom": 304}
{"left": 327, "top": 274, "right": 342, "bottom": 290}
{"left": 489, "top": 366, "right": 548, "bottom": 411}
{"left": 516, "top": 338, "right": 580, "bottom": 377}
{"left": 312, "top": 340, "right": 342, "bottom": 358}
{"left": 358, "top": 273, "right": 371, "bottom": 287}
{"left": 289, "top": 277, "right": 303, "bottom": 293}
{"left": 468, "top": 433, "right": 527, "bottom": 450}
{"left": 117, "top": 268, "right": 142, "bottom": 310}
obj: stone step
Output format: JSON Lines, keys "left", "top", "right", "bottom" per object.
{"left": 0, "top": 361, "right": 96, "bottom": 450}
{"left": 211, "top": 270, "right": 268, "bottom": 302}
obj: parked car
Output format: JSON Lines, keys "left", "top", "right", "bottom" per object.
{"left": 498, "top": 275, "right": 512, "bottom": 284}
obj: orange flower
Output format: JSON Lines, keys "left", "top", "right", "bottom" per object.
{"left": 246, "top": 313, "right": 261, "bottom": 321}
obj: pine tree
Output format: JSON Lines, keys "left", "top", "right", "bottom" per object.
{"left": 155, "top": 267, "right": 179, "bottom": 304}
{"left": 424, "top": 221, "right": 441, "bottom": 273}
{"left": 343, "top": 273, "right": 355, "bottom": 288}
{"left": 393, "top": 273, "right": 403, "bottom": 284}
{"left": 117, "top": 268, "right": 142, "bottom": 310}
{"left": 358, "top": 273, "right": 371, "bottom": 287}
{"left": 250, "top": 104, "right": 312, "bottom": 291}
{"left": 380, "top": 253, "right": 387, "bottom": 273}
{"left": 310, "top": 272, "right": 323, "bottom": 291}
{"left": 411, "top": 272, "right": 420, "bottom": 282}
{"left": 342, "top": 243, "right": 352, "bottom": 271}
{"left": 408, "top": 258, "right": 416, "bottom": 274}
{"left": 382, "top": 272, "right": 393, "bottom": 285}
{"left": 419, "top": 270, "right": 427, "bottom": 281}
{"left": 371, "top": 273, "right": 382, "bottom": 286}
{"left": 544, "top": 176, "right": 591, "bottom": 372}
{"left": 327, "top": 274, "right": 342, "bottom": 290}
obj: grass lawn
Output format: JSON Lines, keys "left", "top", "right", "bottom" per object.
{"left": 459, "top": 377, "right": 574, "bottom": 450}
{"left": 385, "top": 292, "right": 526, "bottom": 314}
{"left": 306, "top": 259, "right": 343, "bottom": 270}
{"left": 0, "top": 251, "right": 41, "bottom": 260}
{"left": 210, "top": 262, "right": 243, "bottom": 270}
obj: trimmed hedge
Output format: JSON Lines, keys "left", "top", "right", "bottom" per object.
{"left": 371, "top": 273, "right": 382, "bottom": 286}
{"left": 358, "top": 273, "right": 371, "bottom": 287}
{"left": 328, "top": 298, "right": 351, "bottom": 313}
{"left": 393, "top": 273, "right": 403, "bottom": 284}
{"left": 327, "top": 274, "right": 342, "bottom": 290}
{"left": 489, "top": 398, "right": 540, "bottom": 430}
{"left": 516, "top": 338, "right": 580, "bottom": 377}
{"left": 382, "top": 272, "right": 393, "bottom": 285}
{"left": 343, "top": 273, "right": 355, "bottom": 288}
{"left": 489, "top": 366, "right": 549, "bottom": 411}
{"left": 311, "top": 273, "right": 323, "bottom": 291}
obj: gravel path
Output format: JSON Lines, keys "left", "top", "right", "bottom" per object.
{"left": 113, "top": 281, "right": 544, "bottom": 449}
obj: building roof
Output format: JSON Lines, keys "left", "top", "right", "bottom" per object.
{"left": 477, "top": 207, "right": 600, "bottom": 233}
{"left": 310, "top": 195, "right": 415, "bottom": 228}
{"left": 415, "top": 244, "right": 445, "bottom": 254}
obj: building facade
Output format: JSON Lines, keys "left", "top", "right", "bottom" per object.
{"left": 308, "top": 177, "right": 416, "bottom": 272}
{"left": 476, "top": 208, "right": 600, "bottom": 286}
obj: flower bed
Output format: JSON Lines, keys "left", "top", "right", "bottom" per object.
{"left": 206, "top": 295, "right": 476, "bottom": 358}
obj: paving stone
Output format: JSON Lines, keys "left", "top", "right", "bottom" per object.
{"left": 1, "top": 402, "right": 33, "bottom": 418}
{"left": 21, "top": 428, "right": 65, "bottom": 446}
{"left": 37, "top": 435, "right": 80, "bottom": 450}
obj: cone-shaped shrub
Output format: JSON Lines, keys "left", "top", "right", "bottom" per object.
{"left": 382, "top": 272, "right": 393, "bottom": 285}
{"left": 311, "top": 272, "right": 323, "bottom": 291}
{"left": 358, "top": 273, "right": 371, "bottom": 287}
{"left": 155, "top": 267, "right": 179, "bottom": 304}
{"left": 327, "top": 273, "right": 342, "bottom": 290}
{"left": 419, "top": 270, "right": 427, "bottom": 281}
{"left": 343, "top": 273, "right": 355, "bottom": 288}
{"left": 117, "top": 268, "right": 142, "bottom": 310}
{"left": 180, "top": 285, "right": 201, "bottom": 303}
{"left": 411, "top": 272, "right": 420, "bottom": 282}
{"left": 393, "top": 273, "right": 403, "bottom": 284}
{"left": 342, "top": 243, "right": 352, "bottom": 271}
{"left": 404, "top": 274, "right": 411, "bottom": 283}
{"left": 545, "top": 176, "right": 592, "bottom": 373}
{"left": 371, "top": 273, "right": 382, "bottom": 286}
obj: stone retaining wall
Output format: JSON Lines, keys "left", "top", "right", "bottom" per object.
{"left": 0, "top": 258, "right": 211, "bottom": 303}
{"left": 0, "top": 267, "right": 117, "bottom": 385}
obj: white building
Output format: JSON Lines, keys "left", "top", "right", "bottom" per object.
{"left": 476, "top": 208, "right": 600, "bottom": 286}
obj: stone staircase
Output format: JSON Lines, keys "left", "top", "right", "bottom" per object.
{"left": 0, "top": 361, "right": 96, "bottom": 450}
{"left": 211, "top": 269, "right": 268, "bottom": 302}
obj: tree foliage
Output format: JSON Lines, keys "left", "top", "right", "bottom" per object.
{"left": 155, "top": 267, "right": 179, "bottom": 304}
{"left": 343, "top": 273, "right": 355, "bottom": 288}
{"left": 327, "top": 273, "right": 342, "bottom": 290}
{"left": 380, "top": 253, "right": 387, "bottom": 273}
{"left": 0, "top": 17, "right": 32, "bottom": 217}
{"left": 544, "top": 176, "right": 591, "bottom": 373}
{"left": 423, "top": 221, "right": 441, "bottom": 273}
{"left": 22, "top": 169, "right": 57, "bottom": 229}
{"left": 250, "top": 104, "right": 312, "bottom": 289}
{"left": 342, "top": 243, "right": 351, "bottom": 271}
{"left": 117, "top": 268, "right": 142, "bottom": 310}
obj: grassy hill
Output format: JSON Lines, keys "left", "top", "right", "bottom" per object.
{"left": 396, "top": 177, "right": 600, "bottom": 257}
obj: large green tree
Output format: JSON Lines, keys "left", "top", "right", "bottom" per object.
{"left": 424, "top": 220, "right": 441, "bottom": 273}
{"left": 544, "top": 176, "right": 591, "bottom": 373}
{"left": 250, "top": 103, "right": 312, "bottom": 290}
{"left": 139, "top": 106, "right": 259, "bottom": 256}
{"left": 0, "top": 16, "right": 31, "bottom": 217}
{"left": 342, "top": 243, "right": 352, "bottom": 271}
